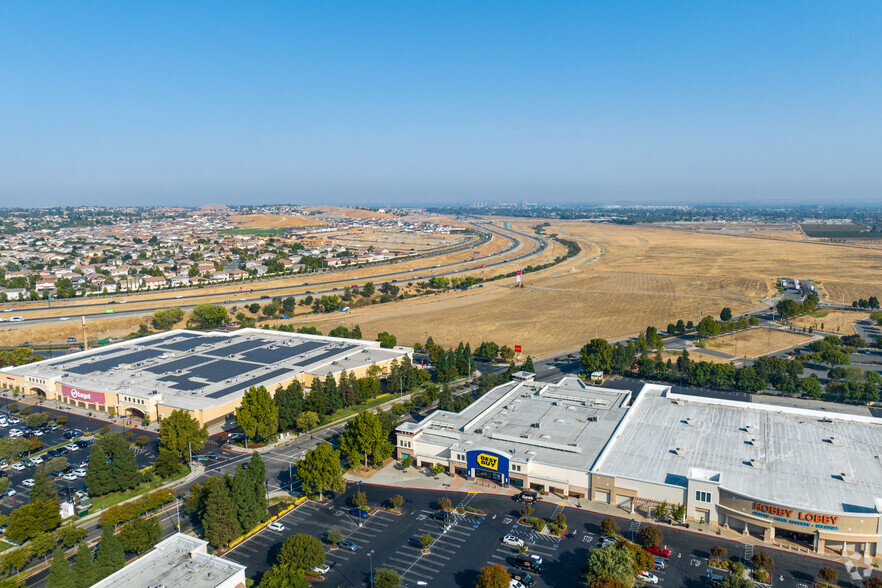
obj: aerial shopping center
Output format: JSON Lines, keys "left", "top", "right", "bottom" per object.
{"left": 397, "top": 376, "right": 882, "bottom": 557}
{"left": 0, "top": 328, "right": 410, "bottom": 431}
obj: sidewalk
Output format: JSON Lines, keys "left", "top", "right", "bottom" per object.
{"left": 352, "top": 460, "right": 877, "bottom": 572}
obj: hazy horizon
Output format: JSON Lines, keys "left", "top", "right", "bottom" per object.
{"left": 1, "top": 2, "right": 880, "bottom": 208}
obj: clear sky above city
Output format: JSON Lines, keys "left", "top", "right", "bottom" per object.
{"left": 1, "top": 2, "right": 880, "bottom": 208}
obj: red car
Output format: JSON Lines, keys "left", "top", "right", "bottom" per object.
{"left": 646, "top": 545, "right": 670, "bottom": 558}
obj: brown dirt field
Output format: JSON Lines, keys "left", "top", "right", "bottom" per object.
{"left": 0, "top": 316, "right": 146, "bottom": 347}
{"left": 227, "top": 214, "right": 325, "bottom": 228}
{"left": 816, "top": 282, "right": 882, "bottom": 306}
{"left": 662, "top": 351, "right": 737, "bottom": 365}
{"left": 701, "top": 328, "right": 815, "bottom": 359}
{"left": 789, "top": 310, "right": 869, "bottom": 336}
{"left": 306, "top": 206, "right": 397, "bottom": 220}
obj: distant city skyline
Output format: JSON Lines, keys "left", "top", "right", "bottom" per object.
{"left": 1, "top": 2, "right": 880, "bottom": 208}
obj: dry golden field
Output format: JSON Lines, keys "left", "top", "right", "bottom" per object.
{"left": 306, "top": 206, "right": 396, "bottom": 219}
{"left": 701, "top": 328, "right": 815, "bottom": 359}
{"left": 0, "top": 316, "right": 146, "bottom": 347}
{"left": 227, "top": 214, "right": 325, "bottom": 228}
{"left": 789, "top": 310, "right": 869, "bottom": 336}
{"left": 662, "top": 351, "right": 737, "bottom": 365}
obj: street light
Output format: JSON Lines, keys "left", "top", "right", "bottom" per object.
{"left": 368, "top": 550, "right": 374, "bottom": 588}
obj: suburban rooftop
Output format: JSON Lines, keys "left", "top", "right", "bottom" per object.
{"left": 2, "top": 328, "right": 409, "bottom": 410}
{"left": 593, "top": 385, "right": 882, "bottom": 514}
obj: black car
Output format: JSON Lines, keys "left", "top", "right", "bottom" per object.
{"left": 63, "top": 430, "right": 82, "bottom": 439}
{"left": 56, "top": 447, "right": 69, "bottom": 455}
{"left": 260, "top": 295, "right": 270, "bottom": 299}
{"left": 74, "top": 440, "right": 91, "bottom": 449}
{"left": 514, "top": 491, "right": 538, "bottom": 503}
{"left": 509, "top": 571, "right": 535, "bottom": 587}
{"left": 514, "top": 555, "right": 543, "bottom": 574}
{"left": 63, "top": 466, "right": 76, "bottom": 474}
{"left": 49, "top": 469, "right": 64, "bottom": 478}
{"left": 430, "top": 511, "right": 451, "bottom": 522}
{"left": 45, "top": 449, "right": 60, "bottom": 458}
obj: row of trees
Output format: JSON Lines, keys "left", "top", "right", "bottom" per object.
{"left": 185, "top": 452, "right": 269, "bottom": 549}
{"left": 776, "top": 293, "right": 820, "bottom": 318}
{"left": 852, "top": 296, "right": 880, "bottom": 309}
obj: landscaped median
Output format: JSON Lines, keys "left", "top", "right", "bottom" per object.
{"left": 225, "top": 496, "right": 306, "bottom": 551}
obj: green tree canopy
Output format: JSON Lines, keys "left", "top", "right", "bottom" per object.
{"left": 339, "top": 410, "right": 393, "bottom": 468}
{"left": 275, "top": 381, "right": 304, "bottom": 432}
{"left": 72, "top": 542, "right": 96, "bottom": 588}
{"left": 476, "top": 563, "right": 510, "bottom": 588}
{"left": 377, "top": 332, "right": 397, "bottom": 348}
{"left": 201, "top": 475, "right": 238, "bottom": 549}
{"left": 93, "top": 525, "right": 125, "bottom": 581}
{"left": 583, "top": 544, "right": 637, "bottom": 588}
{"left": 152, "top": 307, "right": 184, "bottom": 330}
{"left": 235, "top": 386, "right": 279, "bottom": 442}
{"left": 190, "top": 304, "right": 229, "bottom": 327}
{"left": 116, "top": 516, "right": 162, "bottom": 555}
{"left": 256, "top": 563, "right": 309, "bottom": 588}
{"left": 47, "top": 547, "right": 75, "bottom": 588}
{"left": 297, "top": 442, "right": 345, "bottom": 500}
{"left": 581, "top": 338, "right": 613, "bottom": 373}
{"left": 277, "top": 534, "right": 325, "bottom": 570}
{"left": 374, "top": 567, "right": 402, "bottom": 588}
{"left": 159, "top": 409, "right": 208, "bottom": 462}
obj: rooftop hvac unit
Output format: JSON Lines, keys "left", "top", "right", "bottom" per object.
{"left": 840, "top": 472, "right": 854, "bottom": 483}
{"left": 684, "top": 418, "right": 694, "bottom": 426}
{"left": 532, "top": 422, "right": 541, "bottom": 428}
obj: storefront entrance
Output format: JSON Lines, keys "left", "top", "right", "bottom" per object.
{"left": 475, "top": 469, "right": 503, "bottom": 483}
{"left": 777, "top": 528, "right": 815, "bottom": 550}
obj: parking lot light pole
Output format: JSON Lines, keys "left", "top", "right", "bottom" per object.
{"left": 368, "top": 550, "right": 374, "bottom": 588}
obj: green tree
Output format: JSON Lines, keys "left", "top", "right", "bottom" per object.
{"left": 72, "top": 542, "right": 96, "bottom": 588}
{"left": 638, "top": 525, "right": 663, "bottom": 547}
{"left": 475, "top": 564, "right": 510, "bottom": 588}
{"left": 117, "top": 516, "right": 162, "bottom": 554}
{"left": 339, "top": 410, "right": 393, "bottom": 468}
{"left": 581, "top": 338, "right": 613, "bottom": 373}
{"left": 277, "top": 533, "right": 325, "bottom": 569}
{"left": 327, "top": 528, "right": 344, "bottom": 545}
{"left": 274, "top": 381, "right": 304, "bottom": 432}
{"left": 85, "top": 432, "right": 140, "bottom": 496}
{"left": 93, "top": 525, "right": 125, "bottom": 580}
{"left": 601, "top": 517, "right": 619, "bottom": 536}
{"left": 818, "top": 565, "right": 838, "bottom": 584}
{"left": 297, "top": 443, "right": 345, "bottom": 500}
{"left": 749, "top": 315, "right": 760, "bottom": 326}
{"left": 697, "top": 316, "right": 722, "bottom": 337}
{"left": 6, "top": 500, "right": 62, "bottom": 543}
{"left": 752, "top": 551, "right": 775, "bottom": 570}
{"left": 296, "top": 410, "right": 320, "bottom": 433}
{"left": 235, "top": 386, "right": 279, "bottom": 442}
{"left": 154, "top": 449, "right": 183, "bottom": 478}
{"left": 257, "top": 563, "right": 309, "bottom": 588}
{"left": 420, "top": 533, "right": 433, "bottom": 550}
{"left": 583, "top": 544, "right": 637, "bottom": 587}
{"left": 374, "top": 567, "right": 402, "bottom": 588}
{"left": 361, "top": 282, "right": 376, "bottom": 297}
{"left": 190, "top": 304, "right": 229, "bottom": 327}
{"left": 230, "top": 467, "right": 260, "bottom": 534}
{"left": 390, "top": 494, "right": 404, "bottom": 511}
{"left": 720, "top": 307, "right": 733, "bottom": 321}
{"left": 717, "top": 576, "right": 754, "bottom": 588}
{"left": 30, "top": 465, "right": 57, "bottom": 502}
{"left": 201, "top": 475, "right": 238, "bottom": 549}
{"left": 377, "top": 331, "right": 397, "bottom": 348}
{"left": 521, "top": 356, "right": 535, "bottom": 373}
{"left": 245, "top": 452, "right": 269, "bottom": 523}
{"left": 47, "top": 547, "right": 75, "bottom": 588}
{"left": 152, "top": 307, "right": 184, "bottom": 330}
{"left": 57, "top": 523, "right": 87, "bottom": 549}
{"left": 159, "top": 409, "right": 208, "bottom": 462}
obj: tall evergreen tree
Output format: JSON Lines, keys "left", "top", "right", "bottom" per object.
{"left": 86, "top": 433, "right": 140, "bottom": 496}
{"left": 229, "top": 468, "right": 257, "bottom": 534}
{"left": 246, "top": 452, "right": 269, "bottom": 522}
{"left": 30, "top": 466, "right": 57, "bottom": 503}
{"left": 274, "top": 382, "right": 303, "bottom": 431}
{"left": 521, "top": 356, "right": 535, "bottom": 373}
{"left": 47, "top": 547, "right": 75, "bottom": 588}
{"left": 159, "top": 409, "right": 208, "bottom": 462}
{"left": 324, "top": 374, "right": 342, "bottom": 412}
{"left": 235, "top": 386, "right": 278, "bottom": 442}
{"left": 84, "top": 444, "right": 113, "bottom": 496}
{"left": 304, "top": 378, "right": 327, "bottom": 415}
{"left": 72, "top": 542, "right": 96, "bottom": 588}
{"left": 93, "top": 525, "right": 125, "bottom": 580}
{"left": 201, "top": 475, "right": 238, "bottom": 549}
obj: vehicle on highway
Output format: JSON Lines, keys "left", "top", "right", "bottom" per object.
{"left": 502, "top": 535, "right": 525, "bottom": 548}
{"left": 310, "top": 564, "right": 330, "bottom": 575}
{"left": 105, "top": 309, "right": 115, "bottom": 314}
{"left": 60, "top": 317, "right": 69, "bottom": 321}
{"left": 638, "top": 571, "right": 659, "bottom": 584}
{"left": 174, "top": 295, "right": 183, "bottom": 299}
{"left": 267, "top": 522, "right": 285, "bottom": 532}
{"left": 10, "top": 316, "right": 24, "bottom": 322}
{"left": 349, "top": 508, "right": 369, "bottom": 519}
{"left": 646, "top": 545, "right": 670, "bottom": 558}
{"left": 22, "top": 479, "right": 35, "bottom": 487}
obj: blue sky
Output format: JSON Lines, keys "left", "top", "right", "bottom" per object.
{"left": 1, "top": 2, "right": 880, "bottom": 207}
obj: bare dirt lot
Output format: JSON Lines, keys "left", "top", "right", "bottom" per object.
{"left": 789, "top": 310, "right": 869, "bottom": 336}
{"left": 227, "top": 214, "right": 325, "bottom": 228}
{"left": 700, "top": 328, "right": 815, "bottom": 359}
{"left": 306, "top": 206, "right": 397, "bottom": 219}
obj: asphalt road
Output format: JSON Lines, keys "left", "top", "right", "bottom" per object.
{"left": 222, "top": 484, "right": 875, "bottom": 588}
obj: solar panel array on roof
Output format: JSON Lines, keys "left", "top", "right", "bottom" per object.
{"left": 294, "top": 345, "right": 357, "bottom": 366}
{"left": 157, "top": 376, "right": 206, "bottom": 391}
{"left": 205, "top": 368, "right": 291, "bottom": 399}
{"left": 160, "top": 336, "right": 228, "bottom": 352}
{"left": 144, "top": 355, "right": 211, "bottom": 374}
{"left": 204, "top": 339, "right": 270, "bottom": 357}
{"left": 241, "top": 341, "right": 326, "bottom": 364}
{"left": 187, "top": 359, "right": 259, "bottom": 383}
{"left": 65, "top": 349, "right": 166, "bottom": 374}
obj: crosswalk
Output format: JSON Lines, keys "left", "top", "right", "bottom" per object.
{"left": 378, "top": 513, "right": 484, "bottom": 586}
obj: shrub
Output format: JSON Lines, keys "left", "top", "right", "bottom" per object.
{"left": 752, "top": 551, "right": 775, "bottom": 570}
{"left": 601, "top": 517, "right": 619, "bottom": 536}
{"left": 327, "top": 528, "right": 344, "bottom": 545}
{"left": 401, "top": 455, "right": 412, "bottom": 469}
{"left": 818, "top": 566, "right": 838, "bottom": 584}
{"left": 710, "top": 545, "right": 728, "bottom": 559}
{"left": 639, "top": 525, "right": 663, "bottom": 548}
{"left": 98, "top": 488, "right": 176, "bottom": 528}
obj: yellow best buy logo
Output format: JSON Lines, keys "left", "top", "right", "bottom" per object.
{"left": 476, "top": 453, "right": 499, "bottom": 471}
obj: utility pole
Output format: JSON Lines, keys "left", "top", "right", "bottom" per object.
{"left": 82, "top": 316, "right": 88, "bottom": 350}
{"left": 188, "top": 441, "right": 192, "bottom": 465}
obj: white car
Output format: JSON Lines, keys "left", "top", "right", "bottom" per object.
{"left": 0, "top": 462, "right": 7, "bottom": 470}
{"left": 62, "top": 473, "right": 78, "bottom": 481}
{"left": 65, "top": 444, "right": 79, "bottom": 451}
{"left": 174, "top": 295, "right": 183, "bottom": 299}
{"left": 0, "top": 318, "right": 5, "bottom": 323}
{"left": 5, "top": 489, "right": 15, "bottom": 497}
{"left": 0, "top": 421, "right": 9, "bottom": 427}
{"left": 638, "top": 571, "right": 659, "bottom": 584}
{"left": 75, "top": 490, "right": 86, "bottom": 499}
{"left": 310, "top": 564, "right": 330, "bottom": 575}
{"left": 22, "top": 479, "right": 35, "bottom": 487}
{"left": 118, "top": 300, "right": 127, "bottom": 304}
{"left": 73, "top": 469, "right": 87, "bottom": 478}
{"left": 59, "top": 317, "right": 69, "bottom": 321}
{"left": 502, "top": 535, "right": 525, "bottom": 548}
{"left": 510, "top": 581, "right": 526, "bottom": 588}
{"left": 30, "top": 456, "right": 43, "bottom": 464}
{"left": 8, "top": 417, "right": 21, "bottom": 424}
{"left": 11, "top": 463, "right": 25, "bottom": 471}
{"left": 33, "top": 429, "right": 45, "bottom": 436}
{"left": 267, "top": 522, "right": 285, "bottom": 532}
{"left": 8, "top": 429, "right": 22, "bottom": 438}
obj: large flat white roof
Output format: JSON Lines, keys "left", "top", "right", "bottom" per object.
{"left": 3, "top": 328, "right": 409, "bottom": 410}
{"left": 400, "top": 377, "right": 632, "bottom": 471}
{"left": 594, "top": 385, "right": 882, "bottom": 514}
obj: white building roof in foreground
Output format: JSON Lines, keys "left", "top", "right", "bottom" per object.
{"left": 90, "top": 532, "right": 246, "bottom": 588}
{"left": 399, "top": 376, "right": 632, "bottom": 470}
{"left": 2, "top": 328, "right": 410, "bottom": 410}
{"left": 594, "top": 385, "right": 882, "bottom": 515}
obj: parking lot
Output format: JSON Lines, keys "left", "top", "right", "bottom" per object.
{"left": 222, "top": 485, "right": 876, "bottom": 588}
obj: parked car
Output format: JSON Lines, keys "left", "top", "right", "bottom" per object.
{"left": 21, "top": 459, "right": 33, "bottom": 467}
{"left": 655, "top": 557, "right": 666, "bottom": 570}
{"left": 62, "top": 473, "right": 78, "bottom": 482}
{"left": 430, "top": 511, "right": 451, "bottom": 522}
{"left": 45, "top": 449, "right": 59, "bottom": 458}
{"left": 63, "top": 430, "right": 82, "bottom": 439}
{"left": 30, "top": 456, "right": 43, "bottom": 464}
{"left": 73, "top": 469, "right": 87, "bottom": 478}
{"left": 514, "top": 491, "right": 538, "bottom": 503}
{"left": 508, "top": 571, "right": 535, "bottom": 586}
{"left": 502, "top": 535, "right": 525, "bottom": 548}
{"left": 310, "top": 564, "right": 330, "bottom": 575}
{"left": 638, "top": 571, "right": 659, "bottom": 584}
{"left": 338, "top": 539, "right": 358, "bottom": 551}
{"left": 349, "top": 508, "right": 369, "bottom": 519}
{"left": 267, "top": 522, "right": 285, "bottom": 532}
{"left": 646, "top": 545, "right": 671, "bottom": 558}
{"left": 22, "top": 479, "right": 35, "bottom": 487}
{"left": 64, "top": 444, "right": 79, "bottom": 452}
{"left": 11, "top": 463, "right": 25, "bottom": 471}
{"left": 74, "top": 440, "right": 91, "bottom": 449}
{"left": 4, "top": 489, "right": 15, "bottom": 497}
